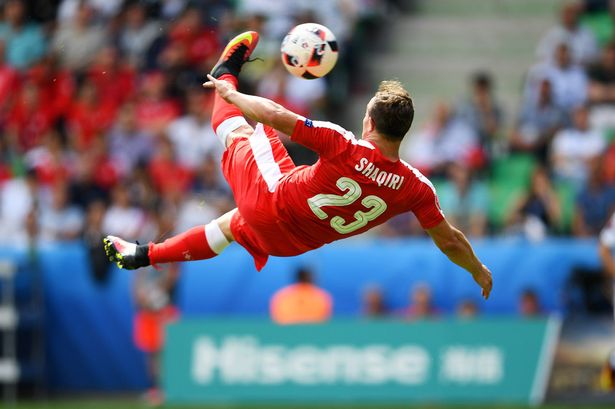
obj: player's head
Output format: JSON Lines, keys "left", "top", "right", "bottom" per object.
{"left": 364, "top": 80, "right": 414, "bottom": 141}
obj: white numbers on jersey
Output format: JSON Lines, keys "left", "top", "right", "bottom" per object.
{"left": 307, "top": 176, "right": 388, "bottom": 234}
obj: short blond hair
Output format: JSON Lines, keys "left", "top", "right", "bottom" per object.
{"left": 369, "top": 80, "right": 414, "bottom": 140}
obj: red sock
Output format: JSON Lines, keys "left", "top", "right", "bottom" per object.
{"left": 148, "top": 223, "right": 230, "bottom": 265}
{"left": 211, "top": 74, "right": 242, "bottom": 131}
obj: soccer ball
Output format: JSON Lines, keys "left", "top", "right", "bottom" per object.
{"left": 280, "top": 23, "right": 339, "bottom": 79}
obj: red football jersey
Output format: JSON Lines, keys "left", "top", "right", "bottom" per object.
{"left": 263, "top": 118, "right": 444, "bottom": 256}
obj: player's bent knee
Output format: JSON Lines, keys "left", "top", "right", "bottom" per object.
{"left": 215, "top": 209, "right": 237, "bottom": 242}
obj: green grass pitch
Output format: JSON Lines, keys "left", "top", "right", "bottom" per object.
{"left": 11, "top": 401, "right": 613, "bottom": 409}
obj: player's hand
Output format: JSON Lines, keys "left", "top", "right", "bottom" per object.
{"left": 473, "top": 264, "right": 492, "bottom": 300}
{"left": 203, "top": 74, "right": 235, "bottom": 102}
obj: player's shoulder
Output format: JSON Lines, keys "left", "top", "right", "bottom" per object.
{"left": 398, "top": 159, "right": 437, "bottom": 191}
{"left": 305, "top": 118, "right": 365, "bottom": 143}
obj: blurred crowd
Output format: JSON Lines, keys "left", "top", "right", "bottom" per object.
{"left": 0, "top": 0, "right": 388, "bottom": 251}
{"left": 391, "top": 0, "right": 615, "bottom": 241}
{"left": 1, "top": 0, "right": 614, "bottom": 252}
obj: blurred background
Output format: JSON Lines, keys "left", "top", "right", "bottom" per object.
{"left": 1, "top": 0, "right": 615, "bottom": 408}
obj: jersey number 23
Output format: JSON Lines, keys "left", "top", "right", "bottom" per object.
{"left": 307, "top": 177, "right": 388, "bottom": 234}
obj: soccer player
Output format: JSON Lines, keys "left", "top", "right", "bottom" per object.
{"left": 104, "top": 31, "right": 493, "bottom": 299}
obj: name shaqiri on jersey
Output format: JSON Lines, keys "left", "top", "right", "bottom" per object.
{"left": 354, "top": 157, "right": 405, "bottom": 190}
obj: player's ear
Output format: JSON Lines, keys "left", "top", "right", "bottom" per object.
{"left": 368, "top": 116, "right": 376, "bottom": 133}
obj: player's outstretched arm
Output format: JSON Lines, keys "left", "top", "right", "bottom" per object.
{"left": 204, "top": 74, "right": 299, "bottom": 135}
{"left": 426, "top": 219, "right": 493, "bottom": 299}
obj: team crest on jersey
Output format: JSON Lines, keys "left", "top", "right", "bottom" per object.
{"left": 304, "top": 118, "right": 313, "bottom": 128}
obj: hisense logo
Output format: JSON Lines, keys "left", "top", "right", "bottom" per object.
{"left": 191, "top": 336, "right": 431, "bottom": 385}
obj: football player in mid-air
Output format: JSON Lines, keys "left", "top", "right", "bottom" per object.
{"left": 104, "top": 31, "right": 493, "bottom": 299}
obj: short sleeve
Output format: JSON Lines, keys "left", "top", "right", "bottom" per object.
{"left": 411, "top": 181, "right": 445, "bottom": 230}
{"left": 290, "top": 117, "right": 355, "bottom": 159}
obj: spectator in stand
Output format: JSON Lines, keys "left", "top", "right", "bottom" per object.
{"left": 90, "top": 137, "right": 122, "bottom": 193}
{"left": 587, "top": 41, "right": 615, "bottom": 131}
{"left": 52, "top": 1, "right": 107, "bottom": 71}
{"left": 39, "top": 182, "right": 84, "bottom": 241}
{"left": 6, "top": 80, "right": 54, "bottom": 153}
{"left": 456, "top": 71, "right": 503, "bottom": 154}
{"left": 536, "top": 1, "right": 599, "bottom": 65}
{"left": 58, "top": 0, "right": 124, "bottom": 22}
{"left": 509, "top": 79, "right": 565, "bottom": 163}
{"left": 24, "top": 131, "right": 73, "bottom": 187}
{"left": 0, "top": 0, "right": 47, "bottom": 70}
{"left": 108, "top": 104, "right": 153, "bottom": 177}
{"left": 507, "top": 166, "right": 562, "bottom": 239}
{"left": 403, "top": 102, "right": 481, "bottom": 176}
{"left": 157, "top": 0, "right": 190, "bottom": 20}
{"left": 270, "top": 268, "right": 332, "bottom": 324}
{"left": 551, "top": 104, "right": 605, "bottom": 186}
{"left": 574, "top": 158, "right": 615, "bottom": 237}
{"left": 0, "top": 138, "right": 14, "bottom": 185}
{"left": 126, "top": 164, "right": 158, "bottom": 215}
{"left": 519, "top": 288, "right": 543, "bottom": 317}
{"left": 164, "top": 7, "right": 219, "bottom": 70}
{"left": 67, "top": 79, "right": 116, "bottom": 151}
{"left": 406, "top": 282, "right": 439, "bottom": 320}
{"left": 118, "top": 1, "right": 162, "bottom": 69}
{"left": 148, "top": 136, "right": 193, "bottom": 196}
{"left": 102, "top": 183, "right": 147, "bottom": 240}
{"left": 362, "top": 285, "right": 388, "bottom": 318}
{"left": 26, "top": 53, "right": 75, "bottom": 123}
{"left": 0, "top": 40, "right": 20, "bottom": 120}
{"left": 0, "top": 168, "right": 40, "bottom": 242}
{"left": 540, "top": 42, "right": 588, "bottom": 114}
{"left": 135, "top": 71, "right": 181, "bottom": 134}
{"left": 437, "top": 163, "right": 489, "bottom": 237}
{"left": 68, "top": 142, "right": 119, "bottom": 209}
{"left": 166, "top": 88, "right": 222, "bottom": 171}
{"left": 87, "top": 46, "right": 137, "bottom": 114}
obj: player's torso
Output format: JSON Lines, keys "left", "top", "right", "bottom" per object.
{"left": 274, "top": 141, "right": 419, "bottom": 252}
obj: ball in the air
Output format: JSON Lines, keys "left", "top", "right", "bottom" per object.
{"left": 280, "top": 23, "right": 339, "bottom": 79}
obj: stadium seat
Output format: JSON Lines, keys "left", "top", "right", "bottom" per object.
{"left": 490, "top": 154, "right": 537, "bottom": 188}
{"left": 488, "top": 181, "right": 525, "bottom": 229}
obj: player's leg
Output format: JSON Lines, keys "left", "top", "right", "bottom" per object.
{"left": 211, "top": 74, "right": 253, "bottom": 148}
{"left": 209, "top": 31, "right": 259, "bottom": 148}
{"left": 103, "top": 210, "right": 236, "bottom": 269}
